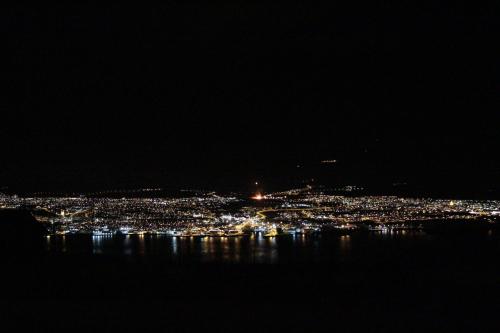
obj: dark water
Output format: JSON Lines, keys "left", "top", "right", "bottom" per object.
{"left": 5, "top": 229, "right": 500, "bottom": 331}
{"left": 43, "top": 229, "right": 500, "bottom": 265}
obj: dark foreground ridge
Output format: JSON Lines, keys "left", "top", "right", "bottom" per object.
{"left": 0, "top": 209, "right": 47, "bottom": 256}
{"left": 0, "top": 209, "right": 47, "bottom": 235}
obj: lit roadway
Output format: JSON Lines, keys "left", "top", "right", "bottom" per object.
{"left": 256, "top": 207, "right": 329, "bottom": 219}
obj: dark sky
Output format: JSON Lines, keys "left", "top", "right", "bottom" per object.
{"left": 1, "top": 2, "right": 500, "bottom": 194}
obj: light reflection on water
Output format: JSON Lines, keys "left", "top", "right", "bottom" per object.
{"left": 171, "top": 236, "right": 178, "bottom": 256}
{"left": 92, "top": 235, "right": 102, "bottom": 254}
{"left": 124, "top": 235, "right": 132, "bottom": 255}
{"left": 92, "top": 234, "right": 114, "bottom": 254}
{"left": 138, "top": 234, "right": 145, "bottom": 256}
{"left": 61, "top": 235, "right": 67, "bottom": 253}
{"left": 44, "top": 231, "right": 440, "bottom": 264}
{"left": 339, "top": 234, "right": 351, "bottom": 256}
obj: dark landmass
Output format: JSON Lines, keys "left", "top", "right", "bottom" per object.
{"left": 4, "top": 176, "right": 500, "bottom": 200}
{"left": 0, "top": 209, "right": 48, "bottom": 235}
{"left": 0, "top": 209, "right": 47, "bottom": 258}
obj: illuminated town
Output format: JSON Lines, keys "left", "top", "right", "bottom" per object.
{"left": 1, "top": 187, "right": 499, "bottom": 237}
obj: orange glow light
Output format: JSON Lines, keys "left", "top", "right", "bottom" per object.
{"left": 252, "top": 193, "right": 263, "bottom": 200}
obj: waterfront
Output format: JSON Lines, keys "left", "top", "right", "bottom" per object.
{"left": 43, "top": 228, "right": 499, "bottom": 264}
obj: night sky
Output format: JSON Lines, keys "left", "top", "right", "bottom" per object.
{"left": 2, "top": 2, "right": 500, "bottom": 194}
